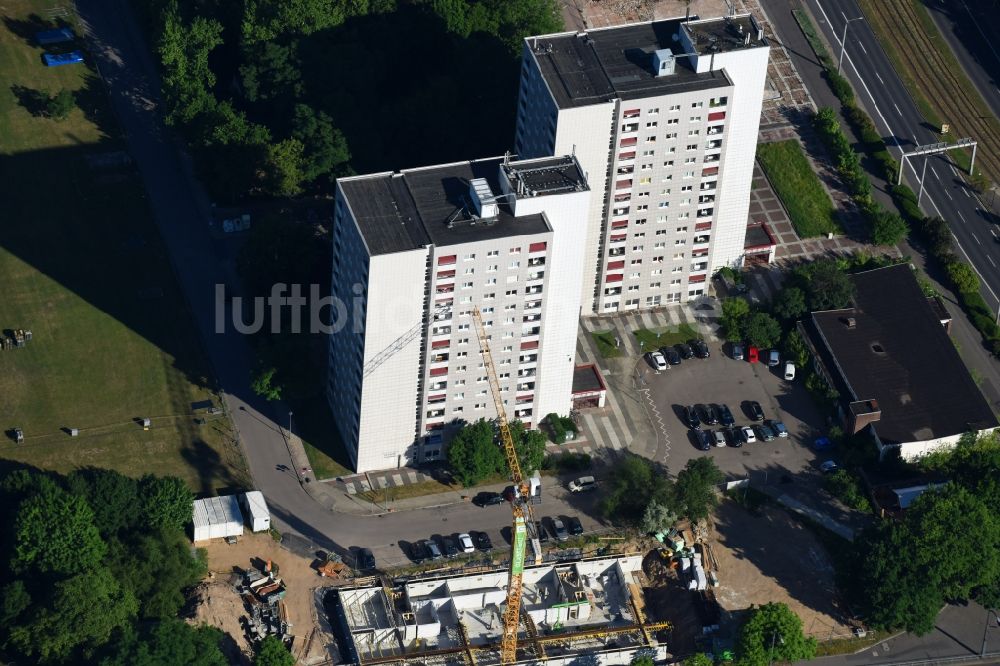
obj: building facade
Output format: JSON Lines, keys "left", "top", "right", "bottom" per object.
{"left": 515, "top": 15, "right": 769, "bottom": 314}
{"left": 328, "top": 156, "right": 589, "bottom": 472}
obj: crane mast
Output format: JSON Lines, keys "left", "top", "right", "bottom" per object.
{"left": 471, "top": 307, "right": 527, "bottom": 665}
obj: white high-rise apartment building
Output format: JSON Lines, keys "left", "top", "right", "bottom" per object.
{"left": 515, "top": 15, "right": 769, "bottom": 314}
{"left": 328, "top": 156, "right": 589, "bottom": 472}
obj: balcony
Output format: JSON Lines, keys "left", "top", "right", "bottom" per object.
{"left": 436, "top": 269, "right": 456, "bottom": 280}
{"left": 702, "top": 167, "right": 719, "bottom": 178}
{"left": 689, "top": 273, "right": 707, "bottom": 284}
{"left": 621, "top": 122, "right": 639, "bottom": 133}
{"left": 622, "top": 108, "right": 640, "bottom": 119}
{"left": 528, "top": 257, "right": 545, "bottom": 267}
{"left": 699, "top": 181, "right": 717, "bottom": 191}
{"left": 612, "top": 206, "right": 630, "bottom": 217}
{"left": 694, "top": 221, "right": 713, "bottom": 232}
{"left": 514, "top": 408, "right": 533, "bottom": 419}
{"left": 523, "top": 313, "right": 541, "bottom": 323}
{"left": 429, "top": 381, "right": 447, "bottom": 391}
{"left": 524, "top": 299, "right": 542, "bottom": 310}
{"left": 518, "top": 368, "right": 537, "bottom": 378}
{"left": 707, "top": 111, "right": 726, "bottom": 122}
{"left": 617, "top": 165, "right": 635, "bottom": 175}
{"left": 604, "top": 286, "right": 622, "bottom": 296}
{"left": 698, "top": 195, "right": 715, "bottom": 204}
{"left": 608, "top": 247, "right": 625, "bottom": 257}
{"left": 522, "top": 326, "right": 541, "bottom": 336}
{"left": 697, "top": 208, "right": 714, "bottom": 218}
{"left": 429, "top": 352, "right": 450, "bottom": 363}
{"left": 517, "top": 382, "right": 536, "bottom": 392}
{"left": 703, "top": 154, "right": 720, "bottom": 164}
{"left": 427, "top": 393, "right": 446, "bottom": 404}
{"left": 618, "top": 151, "right": 636, "bottom": 161}
{"left": 519, "top": 354, "right": 538, "bottom": 364}
{"left": 707, "top": 125, "right": 724, "bottom": 136}
{"left": 615, "top": 179, "right": 633, "bottom": 190}
{"left": 527, "top": 271, "right": 545, "bottom": 281}
{"left": 426, "top": 409, "right": 445, "bottom": 419}
{"left": 691, "top": 262, "right": 709, "bottom": 272}
{"left": 525, "top": 285, "right": 543, "bottom": 295}
{"left": 435, "top": 285, "right": 454, "bottom": 294}
{"left": 619, "top": 137, "right": 638, "bottom": 148}
{"left": 614, "top": 193, "right": 632, "bottom": 203}
{"left": 706, "top": 140, "right": 723, "bottom": 150}
{"left": 431, "top": 326, "right": 451, "bottom": 336}
{"left": 693, "top": 235, "right": 710, "bottom": 245}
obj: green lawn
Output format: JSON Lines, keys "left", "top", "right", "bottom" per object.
{"left": 591, "top": 330, "right": 622, "bottom": 358}
{"left": 0, "top": 1, "right": 248, "bottom": 493}
{"left": 757, "top": 140, "right": 840, "bottom": 238}
{"left": 633, "top": 323, "right": 701, "bottom": 352}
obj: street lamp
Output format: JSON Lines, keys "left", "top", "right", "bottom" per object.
{"left": 288, "top": 410, "right": 293, "bottom": 436}
{"left": 838, "top": 16, "right": 865, "bottom": 74}
{"left": 981, "top": 608, "right": 1000, "bottom": 658}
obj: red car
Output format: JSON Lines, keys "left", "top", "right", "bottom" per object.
{"left": 747, "top": 345, "right": 759, "bottom": 363}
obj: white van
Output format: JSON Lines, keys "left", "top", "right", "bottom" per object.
{"left": 568, "top": 476, "right": 597, "bottom": 493}
{"left": 784, "top": 361, "right": 796, "bottom": 381}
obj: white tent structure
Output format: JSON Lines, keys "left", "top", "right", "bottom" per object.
{"left": 192, "top": 495, "right": 244, "bottom": 542}
{"left": 242, "top": 491, "right": 271, "bottom": 532}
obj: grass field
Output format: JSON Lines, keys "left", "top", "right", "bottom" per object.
{"left": 857, "top": 0, "right": 997, "bottom": 182}
{"left": 0, "top": 1, "right": 248, "bottom": 493}
{"left": 633, "top": 323, "right": 700, "bottom": 352}
{"left": 591, "top": 330, "right": 622, "bottom": 359}
{"left": 756, "top": 140, "right": 840, "bottom": 238}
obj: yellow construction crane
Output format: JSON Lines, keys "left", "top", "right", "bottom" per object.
{"left": 471, "top": 307, "right": 528, "bottom": 665}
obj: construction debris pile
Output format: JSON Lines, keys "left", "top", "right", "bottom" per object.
{"left": 234, "top": 560, "right": 293, "bottom": 648}
{"left": 654, "top": 523, "right": 722, "bottom": 637}
{"left": 1, "top": 328, "right": 32, "bottom": 350}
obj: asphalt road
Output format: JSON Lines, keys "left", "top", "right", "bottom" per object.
{"left": 923, "top": 0, "right": 1000, "bottom": 122}
{"left": 770, "top": 0, "right": 1000, "bottom": 317}
{"left": 75, "top": 0, "right": 609, "bottom": 569}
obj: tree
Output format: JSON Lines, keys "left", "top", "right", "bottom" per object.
{"left": 263, "top": 138, "right": 306, "bottom": 197}
{"left": 796, "top": 260, "right": 855, "bottom": 311}
{"left": 291, "top": 104, "right": 351, "bottom": 181}
{"left": 139, "top": 475, "right": 193, "bottom": 532}
{"left": 783, "top": 329, "right": 810, "bottom": 368}
{"left": 683, "top": 654, "right": 714, "bottom": 666}
{"left": 45, "top": 89, "right": 75, "bottom": 120}
{"left": 946, "top": 261, "right": 980, "bottom": 295}
{"left": 674, "top": 458, "right": 723, "bottom": 522}
{"left": 600, "top": 455, "right": 671, "bottom": 523}
{"left": 101, "top": 619, "right": 229, "bottom": 666}
{"left": 254, "top": 635, "right": 296, "bottom": 666}
{"left": 447, "top": 420, "right": 504, "bottom": 487}
{"left": 13, "top": 480, "right": 107, "bottom": 575}
{"left": 66, "top": 468, "right": 140, "bottom": 537}
{"left": 239, "top": 40, "right": 303, "bottom": 103}
{"left": 720, "top": 297, "right": 751, "bottom": 340}
{"left": 736, "top": 602, "right": 816, "bottom": 666}
{"left": 158, "top": 10, "right": 224, "bottom": 126}
{"left": 7, "top": 569, "right": 137, "bottom": 662}
{"left": 743, "top": 312, "right": 782, "bottom": 348}
{"left": 870, "top": 210, "right": 909, "bottom": 246}
{"left": 640, "top": 500, "right": 677, "bottom": 535}
{"left": 109, "top": 529, "right": 206, "bottom": 618}
{"left": 509, "top": 420, "right": 547, "bottom": 473}
{"left": 630, "top": 656, "right": 655, "bottom": 666}
{"left": 772, "top": 286, "right": 807, "bottom": 322}
{"left": 251, "top": 366, "right": 283, "bottom": 401}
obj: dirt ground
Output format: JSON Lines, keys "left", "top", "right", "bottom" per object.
{"left": 709, "top": 501, "right": 852, "bottom": 640}
{"left": 194, "top": 533, "right": 341, "bottom": 664}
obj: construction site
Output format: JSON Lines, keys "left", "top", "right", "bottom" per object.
{"left": 326, "top": 554, "right": 670, "bottom": 666}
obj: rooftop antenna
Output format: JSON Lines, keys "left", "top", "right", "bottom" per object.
{"left": 724, "top": 0, "right": 735, "bottom": 17}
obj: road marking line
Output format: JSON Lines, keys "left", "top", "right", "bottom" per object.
{"left": 875, "top": 72, "right": 884, "bottom": 84}
{"left": 930, "top": 166, "right": 940, "bottom": 180}
{"left": 951, "top": 165, "right": 960, "bottom": 177}
{"left": 958, "top": 211, "right": 967, "bottom": 223}
{"left": 990, "top": 256, "right": 997, "bottom": 268}
{"left": 974, "top": 234, "right": 982, "bottom": 246}
{"left": 991, "top": 228, "right": 997, "bottom": 238}
{"left": 946, "top": 190, "right": 953, "bottom": 200}
{"left": 893, "top": 102, "right": 902, "bottom": 115}
{"left": 963, "top": 188, "right": 971, "bottom": 198}
{"left": 859, "top": 42, "right": 868, "bottom": 54}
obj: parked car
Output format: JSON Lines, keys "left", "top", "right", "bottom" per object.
{"left": 356, "top": 548, "right": 376, "bottom": 571}
{"left": 409, "top": 540, "right": 432, "bottom": 563}
{"left": 661, "top": 346, "right": 682, "bottom": 365}
{"left": 820, "top": 460, "right": 839, "bottom": 474}
{"left": 535, "top": 521, "right": 548, "bottom": 543}
{"left": 676, "top": 342, "right": 694, "bottom": 359}
{"left": 742, "top": 426, "right": 757, "bottom": 444}
{"left": 425, "top": 539, "right": 443, "bottom": 561}
{"left": 458, "top": 533, "right": 475, "bottom": 554}
{"left": 767, "top": 349, "right": 780, "bottom": 367}
{"left": 690, "top": 339, "right": 711, "bottom": 358}
{"left": 747, "top": 400, "right": 765, "bottom": 421}
{"left": 475, "top": 532, "right": 493, "bottom": 551}
{"left": 568, "top": 476, "right": 597, "bottom": 493}
{"left": 473, "top": 491, "right": 503, "bottom": 507}
{"left": 713, "top": 430, "right": 727, "bottom": 448}
{"left": 718, "top": 404, "right": 735, "bottom": 427}
{"left": 683, "top": 405, "right": 701, "bottom": 429}
{"left": 567, "top": 517, "right": 584, "bottom": 536}
{"left": 784, "top": 361, "right": 796, "bottom": 380}
{"left": 731, "top": 342, "right": 745, "bottom": 360}
{"left": 699, "top": 403, "right": 718, "bottom": 425}
{"left": 756, "top": 423, "right": 776, "bottom": 442}
{"left": 731, "top": 427, "right": 747, "bottom": 447}
{"left": 551, "top": 518, "right": 569, "bottom": 541}
{"left": 647, "top": 350, "right": 668, "bottom": 371}
{"left": 697, "top": 430, "right": 713, "bottom": 451}
{"left": 439, "top": 536, "right": 459, "bottom": 558}
{"left": 748, "top": 345, "right": 759, "bottom": 363}
{"left": 767, "top": 419, "right": 788, "bottom": 438}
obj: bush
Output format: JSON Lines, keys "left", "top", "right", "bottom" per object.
{"left": 870, "top": 210, "right": 909, "bottom": 246}
{"left": 946, "top": 261, "right": 980, "bottom": 295}
{"left": 544, "top": 451, "right": 592, "bottom": 473}
{"left": 827, "top": 69, "right": 855, "bottom": 105}
{"left": 823, "top": 470, "right": 872, "bottom": 512}
{"left": 46, "top": 89, "right": 75, "bottom": 120}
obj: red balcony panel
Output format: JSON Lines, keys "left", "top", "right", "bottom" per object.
{"left": 607, "top": 260, "right": 625, "bottom": 270}
{"left": 520, "top": 340, "right": 539, "bottom": 350}
{"left": 689, "top": 274, "right": 707, "bottom": 283}
{"left": 610, "top": 233, "right": 627, "bottom": 242}
{"left": 619, "top": 137, "right": 637, "bottom": 148}
{"left": 615, "top": 180, "right": 633, "bottom": 190}
{"left": 529, "top": 242, "right": 547, "bottom": 253}
{"left": 623, "top": 108, "right": 641, "bottom": 118}
{"left": 425, "top": 423, "right": 444, "bottom": 432}
{"left": 611, "top": 220, "right": 628, "bottom": 229}
{"left": 707, "top": 111, "right": 726, "bottom": 122}
{"left": 606, "top": 273, "right": 623, "bottom": 283}
{"left": 694, "top": 221, "right": 713, "bottom": 231}
{"left": 437, "top": 269, "right": 456, "bottom": 279}
{"left": 437, "top": 254, "right": 457, "bottom": 265}
{"left": 428, "top": 393, "right": 446, "bottom": 402}
{"left": 431, "top": 339, "right": 450, "bottom": 349}
{"left": 702, "top": 167, "right": 719, "bottom": 177}
{"left": 618, "top": 151, "right": 636, "bottom": 160}
{"left": 429, "top": 367, "right": 449, "bottom": 377}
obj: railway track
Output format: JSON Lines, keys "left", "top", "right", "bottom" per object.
{"left": 860, "top": 0, "right": 1000, "bottom": 181}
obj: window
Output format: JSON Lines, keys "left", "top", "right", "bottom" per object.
{"left": 629, "top": 272, "right": 641, "bottom": 279}
{"left": 663, "top": 160, "right": 674, "bottom": 167}
{"left": 677, "top": 212, "right": 690, "bottom": 220}
{"left": 459, "top": 338, "right": 469, "bottom": 344}
{"left": 691, "top": 101, "right": 703, "bottom": 108}
{"left": 639, "top": 177, "right": 651, "bottom": 185}
{"left": 650, "top": 281, "right": 661, "bottom": 289}
{"left": 681, "top": 185, "right": 693, "bottom": 192}
{"left": 632, "top": 245, "right": 644, "bottom": 252}
{"left": 459, "top": 296, "right": 472, "bottom": 304}
{"left": 676, "top": 226, "right": 688, "bottom": 233}
{"left": 640, "top": 163, "right": 653, "bottom": 171}
{"left": 453, "top": 392, "right": 465, "bottom": 400}
{"left": 654, "top": 241, "right": 665, "bottom": 249}
{"left": 656, "top": 229, "right": 666, "bottom": 236}
{"left": 510, "top": 247, "right": 521, "bottom": 254}
{"left": 684, "top": 157, "right": 697, "bottom": 164}
{"left": 633, "top": 232, "right": 645, "bottom": 238}
{"left": 631, "top": 258, "right": 643, "bottom": 265}
{"left": 651, "top": 269, "right": 663, "bottom": 276}
{"left": 463, "top": 253, "right": 476, "bottom": 261}
{"left": 458, "top": 323, "right": 470, "bottom": 330}
{"left": 661, "top": 174, "right": 673, "bottom": 182}
{"left": 628, "top": 285, "right": 640, "bottom": 292}
{"left": 461, "top": 281, "right": 473, "bottom": 289}
{"left": 672, "top": 266, "right": 683, "bottom": 273}
{"left": 645, "top": 136, "right": 657, "bottom": 143}
{"left": 635, "top": 218, "right": 647, "bottom": 224}
{"left": 658, "top": 201, "right": 669, "bottom": 209}
{"left": 646, "top": 121, "right": 658, "bottom": 128}
{"left": 666, "top": 118, "right": 679, "bottom": 125}
{"left": 456, "top": 351, "right": 468, "bottom": 358}
{"left": 671, "top": 278, "right": 682, "bottom": 285}
{"left": 688, "top": 129, "right": 700, "bottom": 136}
{"left": 660, "top": 188, "right": 671, "bottom": 195}
{"left": 686, "top": 144, "right": 698, "bottom": 151}
{"left": 487, "top": 250, "right": 499, "bottom": 257}
{"left": 483, "top": 292, "right": 496, "bottom": 300}
{"left": 487, "top": 264, "right": 498, "bottom": 272}
{"left": 505, "top": 289, "right": 518, "bottom": 296}
{"left": 673, "top": 252, "right": 685, "bottom": 260}
{"left": 683, "top": 171, "right": 695, "bottom": 179}
{"left": 509, "top": 260, "right": 520, "bottom": 269}
{"left": 669, "top": 104, "right": 680, "bottom": 111}
{"left": 689, "top": 115, "right": 702, "bottom": 122}
{"left": 656, "top": 215, "right": 668, "bottom": 224}
{"left": 464, "top": 267, "right": 474, "bottom": 275}
{"left": 642, "top": 149, "right": 655, "bottom": 156}
{"left": 648, "top": 107, "right": 659, "bottom": 115}
{"left": 637, "top": 193, "right": 650, "bottom": 200}
{"left": 681, "top": 198, "right": 692, "bottom": 205}
{"left": 665, "top": 132, "right": 677, "bottom": 139}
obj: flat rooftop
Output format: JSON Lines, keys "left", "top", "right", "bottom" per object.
{"left": 810, "top": 264, "right": 997, "bottom": 445}
{"left": 744, "top": 222, "right": 775, "bottom": 249}
{"left": 339, "top": 158, "right": 553, "bottom": 256}
{"left": 572, "top": 364, "right": 606, "bottom": 394}
{"left": 681, "top": 15, "right": 767, "bottom": 54}
{"left": 529, "top": 18, "right": 734, "bottom": 108}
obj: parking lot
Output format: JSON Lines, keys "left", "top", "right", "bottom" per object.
{"left": 637, "top": 339, "right": 829, "bottom": 481}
